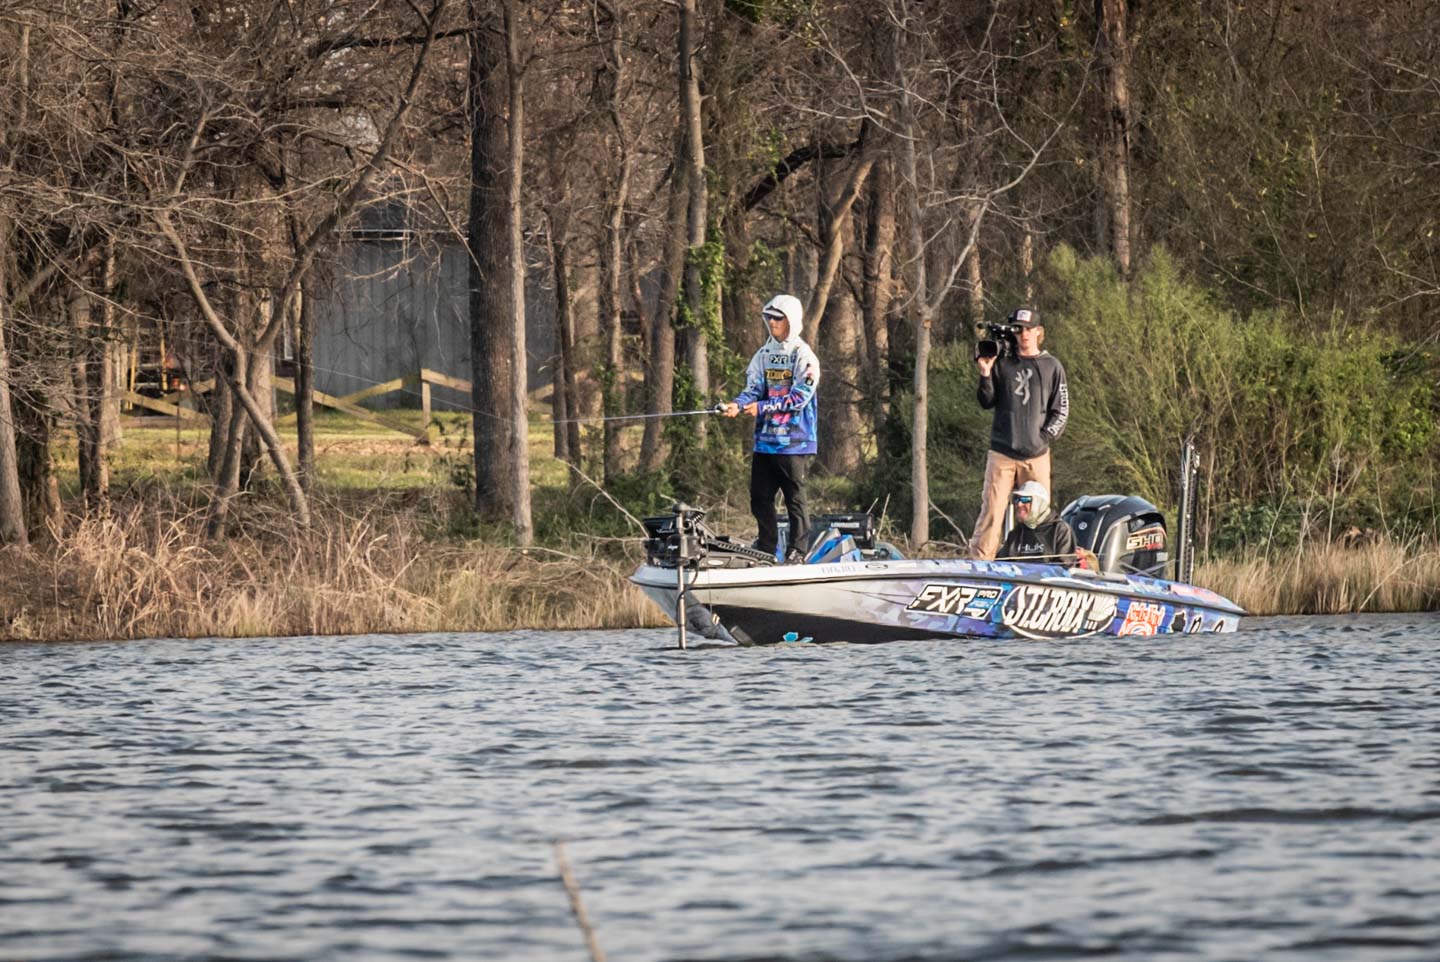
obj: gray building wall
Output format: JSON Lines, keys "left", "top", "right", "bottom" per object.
{"left": 312, "top": 239, "right": 556, "bottom": 411}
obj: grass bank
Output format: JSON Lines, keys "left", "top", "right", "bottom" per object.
{"left": 1201, "top": 539, "right": 1440, "bottom": 617}
{"left": 1, "top": 493, "right": 668, "bottom": 642}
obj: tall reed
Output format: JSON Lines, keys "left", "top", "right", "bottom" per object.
{"left": 1199, "top": 536, "right": 1440, "bottom": 616}
{"left": 6, "top": 491, "right": 667, "bottom": 642}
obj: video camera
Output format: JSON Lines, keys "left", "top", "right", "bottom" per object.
{"left": 974, "top": 307, "right": 1038, "bottom": 361}
{"left": 975, "top": 321, "right": 1020, "bottom": 360}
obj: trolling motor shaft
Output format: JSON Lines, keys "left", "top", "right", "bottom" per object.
{"left": 669, "top": 502, "right": 707, "bottom": 650}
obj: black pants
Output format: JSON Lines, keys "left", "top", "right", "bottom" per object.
{"left": 751, "top": 453, "right": 812, "bottom": 557}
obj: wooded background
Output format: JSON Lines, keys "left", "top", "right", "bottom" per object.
{"left": 0, "top": 0, "right": 1435, "bottom": 553}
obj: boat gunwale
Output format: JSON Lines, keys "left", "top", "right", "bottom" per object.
{"left": 630, "top": 559, "right": 1246, "bottom": 616}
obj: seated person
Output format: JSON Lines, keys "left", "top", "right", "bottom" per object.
{"left": 998, "top": 481, "right": 1080, "bottom": 566}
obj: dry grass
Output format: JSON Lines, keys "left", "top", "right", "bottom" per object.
{"left": 2, "top": 492, "right": 669, "bottom": 642}
{"left": 1199, "top": 536, "right": 1440, "bottom": 616}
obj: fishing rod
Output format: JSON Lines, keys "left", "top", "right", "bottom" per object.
{"left": 123, "top": 330, "right": 737, "bottom": 429}
{"left": 548, "top": 404, "right": 725, "bottom": 426}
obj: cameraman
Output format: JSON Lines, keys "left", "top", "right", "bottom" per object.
{"left": 971, "top": 307, "right": 1069, "bottom": 560}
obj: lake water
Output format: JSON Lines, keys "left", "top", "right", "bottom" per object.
{"left": 3, "top": 613, "right": 1438, "bottom": 962}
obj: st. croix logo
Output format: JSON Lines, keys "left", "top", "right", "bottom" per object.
{"left": 1000, "top": 584, "right": 1118, "bottom": 639}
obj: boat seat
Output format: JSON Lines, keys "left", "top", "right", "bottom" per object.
{"left": 803, "top": 527, "right": 863, "bottom": 564}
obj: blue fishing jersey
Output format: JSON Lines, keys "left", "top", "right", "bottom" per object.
{"left": 733, "top": 338, "right": 821, "bottom": 454}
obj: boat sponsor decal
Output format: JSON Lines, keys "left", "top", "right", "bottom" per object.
{"left": 1168, "top": 608, "right": 1211, "bottom": 633}
{"left": 1168, "top": 582, "right": 1222, "bottom": 604}
{"left": 1125, "top": 527, "right": 1165, "bottom": 551}
{"left": 1000, "top": 584, "right": 1118, "bottom": 639}
{"left": 906, "top": 583, "right": 1004, "bottom": 619}
{"left": 986, "top": 562, "right": 1025, "bottom": 577}
{"left": 1118, "top": 600, "right": 1168, "bottom": 636}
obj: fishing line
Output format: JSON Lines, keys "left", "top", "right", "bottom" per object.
{"left": 98, "top": 330, "right": 729, "bottom": 430}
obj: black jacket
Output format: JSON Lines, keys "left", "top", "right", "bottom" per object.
{"left": 978, "top": 351, "right": 1069, "bottom": 459}
{"left": 1000, "top": 515, "right": 1078, "bottom": 565}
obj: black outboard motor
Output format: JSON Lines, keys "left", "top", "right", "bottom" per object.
{"left": 1060, "top": 495, "right": 1169, "bottom": 577}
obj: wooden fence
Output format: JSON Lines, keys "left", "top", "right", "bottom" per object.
{"left": 120, "top": 367, "right": 473, "bottom": 445}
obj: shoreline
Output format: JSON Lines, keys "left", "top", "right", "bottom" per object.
{"left": 4, "top": 499, "right": 1437, "bottom": 643}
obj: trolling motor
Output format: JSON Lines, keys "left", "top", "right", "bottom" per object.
{"left": 641, "top": 503, "right": 775, "bottom": 649}
{"left": 667, "top": 503, "right": 704, "bottom": 651}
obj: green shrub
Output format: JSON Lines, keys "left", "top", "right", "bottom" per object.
{"left": 860, "top": 244, "right": 1440, "bottom": 553}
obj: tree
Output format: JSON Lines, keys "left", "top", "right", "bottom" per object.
{"left": 468, "top": 0, "right": 517, "bottom": 522}
{"left": 887, "top": 0, "right": 1056, "bottom": 546}
{"left": 1096, "top": 0, "right": 1134, "bottom": 276}
{"left": 597, "top": 0, "right": 633, "bottom": 483}
{"left": 502, "top": 0, "right": 533, "bottom": 544}
{"left": 677, "top": 0, "right": 710, "bottom": 435}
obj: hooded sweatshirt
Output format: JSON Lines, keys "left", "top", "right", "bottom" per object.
{"left": 732, "top": 313, "right": 821, "bottom": 455}
{"left": 977, "top": 351, "right": 1069, "bottom": 459}
{"left": 1000, "top": 512, "right": 1077, "bottom": 564}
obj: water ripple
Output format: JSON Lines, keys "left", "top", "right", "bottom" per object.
{"left": 2, "top": 613, "right": 1440, "bottom": 961}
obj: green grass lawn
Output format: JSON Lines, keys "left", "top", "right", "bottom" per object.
{"left": 54, "top": 403, "right": 869, "bottom": 549}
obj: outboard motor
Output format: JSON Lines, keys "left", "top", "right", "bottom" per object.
{"left": 1060, "top": 495, "right": 1168, "bottom": 577}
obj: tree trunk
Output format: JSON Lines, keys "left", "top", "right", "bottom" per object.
{"left": 1097, "top": 0, "right": 1133, "bottom": 276}
{"left": 206, "top": 350, "right": 234, "bottom": 482}
{"left": 965, "top": 214, "right": 985, "bottom": 334}
{"left": 13, "top": 303, "right": 61, "bottom": 536}
{"left": 679, "top": 0, "right": 710, "bottom": 436}
{"left": 861, "top": 157, "right": 896, "bottom": 433}
{"left": 815, "top": 155, "right": 867, "bottom": 475}
{"left": 549, "top": 228, "right": 583, "bottom": 480}
{"left": 806, "top": 127, "right": 875, "bottom": 332}
{"left": 207, "top": 354, "right": 250, "bottom": 539}
{"left": 897, "top": 14, "right": 931, "bottom": 548}
{"left": 818, "top": 285, "right": 863, "bottom": 476}
{"left": 71, "top": 285, "right": 108, "bottom": 510}
{"left": 234, "top": 286, "right": 263, "bottom": 488}
{"left": 296, "top": 281, "right": 315, "bottom": 493}
{"left": 549, "top": 231, "right": 570, "bottom": 461}
{"left": 0, "top": 217, "right": 28, "bottom": 546}
{"left": 1020, "top": 226, "right": 1035, "bottom": 301}
{"left": 723, "top": 212, "right": 761, "bottom": 362}
{"left": 638, "top": 159, "right": 687, "bottom": 473}
{"left": 243, "top": 312, "right": 278, "bottom": 492}
{"left": 467, "top": 0, "right": 516, "bottom": 520}
{"left": 599, "top": 26, "right": 632, "bottom": 482}
{"left": 504, "top": 0, "right": 532, "bottom": 545}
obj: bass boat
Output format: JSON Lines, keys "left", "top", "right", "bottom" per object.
{"left": 632, "top": 494, "right": 1243, "bottom": 648}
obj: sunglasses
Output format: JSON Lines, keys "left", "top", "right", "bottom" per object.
{"left": 764, "top": 313, "right": 787, "bottom": 322}
{"left": 1012, "top": 495, "right": 1034, "bottom": 505}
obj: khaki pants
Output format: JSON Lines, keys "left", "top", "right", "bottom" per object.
{"left": 969, "top": 450, "right": 1051, "bottom": 560}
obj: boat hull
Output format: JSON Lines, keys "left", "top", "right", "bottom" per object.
{"left": 631, "top": 558, "right": 1243, "bottom": 645}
